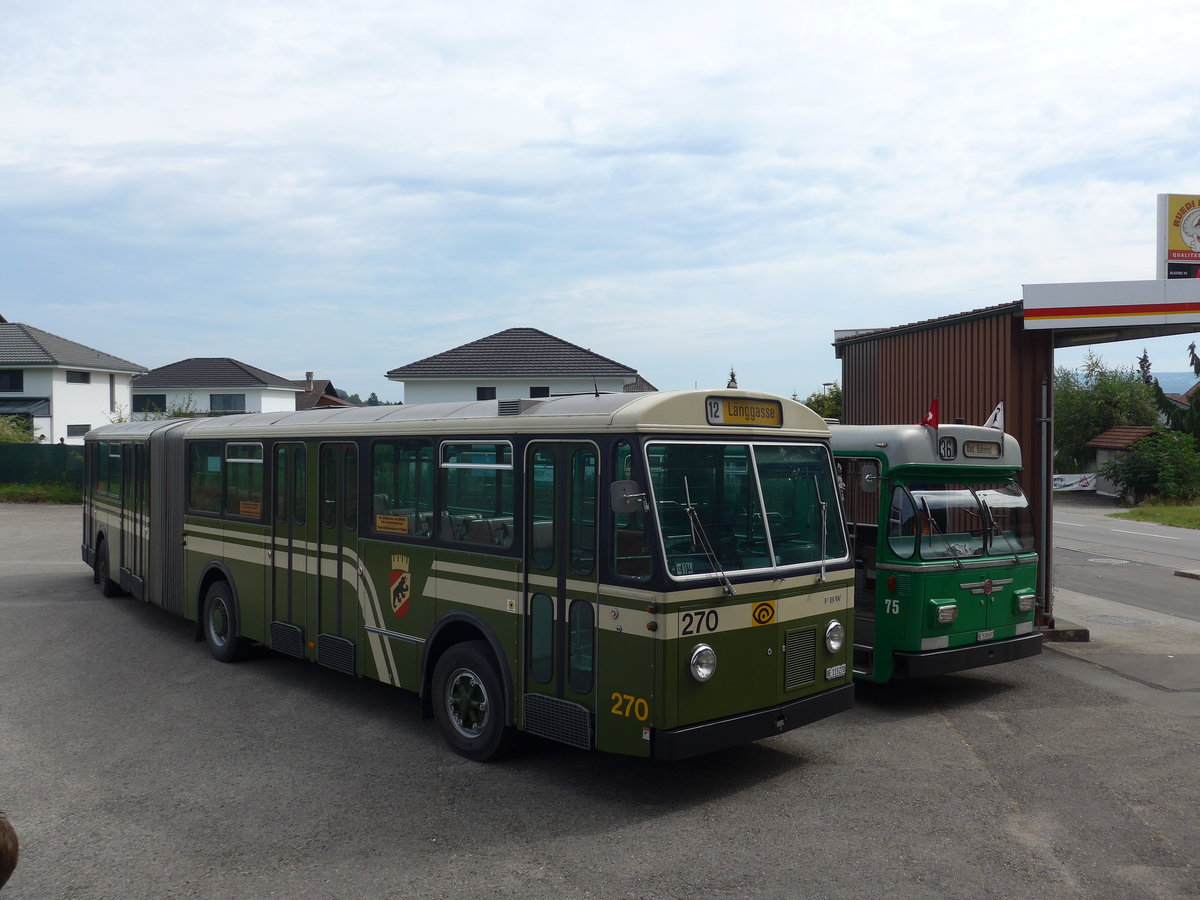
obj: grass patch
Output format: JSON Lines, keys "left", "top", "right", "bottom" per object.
{"left": 0, "top": 482, "right": 82, "bottom": 503}
{"left": 1110, "top": 504, "right": 1200, "bottom": 530}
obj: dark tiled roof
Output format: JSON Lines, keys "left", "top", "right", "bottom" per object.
{"left": 292, "top": 378, "right": 356, "bottom": 410}
{"left": 387, "top": 328, "right": 639, "bottom": 379}
{"left": 134, "top": 358, "right": 300, "bottom": 391}
{"left": 0, "top": 322, "right": 147, "bottom": 372}
{"left": 1084, "top": 426, "right": 1155, "bottom": 451}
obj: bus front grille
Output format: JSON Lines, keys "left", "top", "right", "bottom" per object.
{"left": 785, "top": 628, "right": 817, "bottom": 690}
{"left": 522, "top": 694, "right": 593, "bottom": 750}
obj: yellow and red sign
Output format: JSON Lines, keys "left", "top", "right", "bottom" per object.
{"left": 1165, "top": 194, "right": 1200, "bottom": 262}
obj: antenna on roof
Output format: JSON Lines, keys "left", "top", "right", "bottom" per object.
{"left": 593, "top": 374, "right": 599, "bottom": 397}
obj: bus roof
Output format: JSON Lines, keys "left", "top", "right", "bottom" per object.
{"left": 828, "top": 423, "right": 1022, "bottom": 469}
{"left": 86, "top": 390, "right": 834, "bottom": 442}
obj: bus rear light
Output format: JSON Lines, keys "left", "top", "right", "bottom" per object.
{"left": 936, "top": 604, "right": 957, "bottom": 624}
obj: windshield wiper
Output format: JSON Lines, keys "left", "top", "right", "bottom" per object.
{"left": 811, "top": 473, "right": 828, "bottom": 584}
{"left": 684, "top": 477, "right": 735, "bottom": 596}
{"left": 920, "top": 496, "right": 962, "bottom": 568}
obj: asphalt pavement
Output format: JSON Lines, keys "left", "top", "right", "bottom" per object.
{"left": 1048, "top": 491, "right": 1200, "bottom": 698}
{"left": 3, "top": 501, "right": 1200, "bottom": 899}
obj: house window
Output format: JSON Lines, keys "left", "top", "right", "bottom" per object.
{"left": 530, "top": 386, "right": 550, "bottom": 398}
{"left": 66, "top": 371, "right": 91, "bottom": 384}
{"left": 133, "top": 395, "right": 167, "bottom": 414}
{"left": 210, "top": 393, "right": 246, "bottom": 414}
{"left": 109, "top": 373, "right": 116, "bottom": 412}
{"left": 476, "top": 387, "right": 497, "bottom": 401}
{"left": 0, "top": 370, "right": 23, "bottom": 392}
{"left": 67, "top": 424, "right": 91, "bottom": 437}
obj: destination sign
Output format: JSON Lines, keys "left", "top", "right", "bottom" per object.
{"left": 964, "top": 441, "right": 1002, "bottom": 459}
{"left": 705, "top": 396, "right": 782, "bottom": 428}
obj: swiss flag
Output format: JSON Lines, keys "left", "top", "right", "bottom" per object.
{"left": 919, "top": 398, "right": 939, "bottom": 429}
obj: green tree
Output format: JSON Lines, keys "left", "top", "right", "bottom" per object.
{"left": 0, "top": 415, "right": 33, "bottom": 443}
{"left": 800, "top": 382, "right": 842, "bottom": 421}
{"left": 1053, "top": 351, "right": 1158, "bottom": 472}
{"left": 1100, "top": 428, "right": 1200, "bottom": 504}
{"left": 1150, "top": 341, "right": 1200, "bottom": 442}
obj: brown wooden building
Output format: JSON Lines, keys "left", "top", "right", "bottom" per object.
{"left": 834, "top": 302, "right": 1058, "bottom": 624}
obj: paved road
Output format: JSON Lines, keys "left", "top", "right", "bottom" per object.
{"left": 2, "top": 504, "right": 1199, "bottom": 899}
{"left": 1052, "top": 493, "right": 1200, "bottom": 623}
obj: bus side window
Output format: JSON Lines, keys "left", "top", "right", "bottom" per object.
{"left": 886, "top": 487, "right": 917, "bottom": 560}
{"left": 611, "top": 441, "right": 650, "bottom": 581}
{"left": 188, "top": 441, "right": 223, "bottom": 513}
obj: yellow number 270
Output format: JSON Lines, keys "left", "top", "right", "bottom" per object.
{"left": 610, "top": 692, "right": 650, "bottom": 722}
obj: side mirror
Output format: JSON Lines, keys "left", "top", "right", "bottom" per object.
{"left": 610, "top": 480, "right": 646, "bottom": 514}
{"left": 860, "top": 462, "right": 880, "bottom": 494}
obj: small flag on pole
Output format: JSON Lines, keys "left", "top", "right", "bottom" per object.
{"left": 983, "top": 401, "right": 1004, "bottom": 430}
{"left": 919, "top": 398, "right": 939, "bottom": 429}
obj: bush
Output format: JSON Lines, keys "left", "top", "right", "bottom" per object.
{"left": 1100, "top": 429, "right": 1200, "bottom": 504}
{"left": 0, "top": 415, "right": 33, "bottom": 443}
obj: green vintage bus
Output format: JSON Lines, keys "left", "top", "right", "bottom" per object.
{"left": 82, "top": 390, "right": 854, "bottom": 760}
{"left": 829, "top": 423, "right": 1042, "bottom": 684}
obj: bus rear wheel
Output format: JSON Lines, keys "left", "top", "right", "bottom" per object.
{"left": 95, "top": 538, "right": 122, "bottom": 598}
{"left": 431, "top": 641, "right": 514, "bottom": 762}
{"left": 203, "top": 581, "right": 248, "bottom": 663}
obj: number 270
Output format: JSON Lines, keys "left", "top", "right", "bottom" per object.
{"left": 610, "top": 692, "right": 649, "bottom": 721}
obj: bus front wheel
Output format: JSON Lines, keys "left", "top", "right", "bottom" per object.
{"left": 203, "top": 581, "right": 247, "bottom": 663}
{"left": 431, "top": 641, "right": 514, "bottom": 762}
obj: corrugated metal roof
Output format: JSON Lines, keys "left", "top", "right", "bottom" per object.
{"left": 386, "top": 328, "right": 638, "bottom": 379}
{"left": 0, "top": 322, "right": 146, "bottom": 373}
{"left": 134, "top": 358, "right": 301, "bottom": 391}
{"left": 833, "top": 302, "right": 1023, "bottom": 350}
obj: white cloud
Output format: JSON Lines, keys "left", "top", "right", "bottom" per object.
{"left": 3, "top": 0, "right": 1200, "bottom": 402}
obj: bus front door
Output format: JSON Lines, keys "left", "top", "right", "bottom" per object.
{"left": 270, "top": 442, "right": 309, "bottom": 659}
{"left": 522, "top": 442, "right": 598, "bottom": 751}
{"left": 314, "top": 442, "right": 360, "bottom": 675}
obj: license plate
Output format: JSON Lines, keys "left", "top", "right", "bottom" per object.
{"left": 825, "top": 663, "right": 847, "bottom": 680}
{"left": 977, "top": 629, "right": 995, "bottom": 642}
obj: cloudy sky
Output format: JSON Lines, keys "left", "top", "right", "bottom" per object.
{"left": 4, "top": 0, "right": 1200, "bottom": 404}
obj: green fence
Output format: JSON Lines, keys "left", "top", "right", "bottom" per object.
{"left": 0, "top": 444, "right": 84, "bottom": 486}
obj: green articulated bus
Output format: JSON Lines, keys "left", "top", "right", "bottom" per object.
{"left": 82, "top": 390, "right": 855, "bottom": 760}
{"left": 829, "top": 423, "right": 1042, "bottom": 684}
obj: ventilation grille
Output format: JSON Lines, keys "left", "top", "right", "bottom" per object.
{"left": 317, "top": 634, "right": 356, "bottom": 675}
{"left": 895, "top": 575, "right": 912, "bottom": 597}
{"left": 271, "top": 621, "right": 304, "bottom": 658}
{"left": 785, "top": 628, "right": 817, "bottom": 690}
{"left": 497, "top": 398, "right": 545, "bottom": 416}
{"left": 523, "top": 694, "right": 594, "bottom": 749}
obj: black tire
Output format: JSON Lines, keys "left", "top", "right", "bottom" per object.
{"left": 96, "top": 538, "right": 122, "bottom": 598}
{"left": 202, "top": 580, "right": 247, "bottom": 663}
{"left": 431, "top": 641, "right": 514, "bottom": 762}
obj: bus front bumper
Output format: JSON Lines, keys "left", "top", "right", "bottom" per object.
{"left": 651, "top": 684, "right": 855, "bottom": 761}
{"left": 892, "top": 631, "right": 1043, "bottom": 678}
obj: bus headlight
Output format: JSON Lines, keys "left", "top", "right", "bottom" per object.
{"left": 1016, "top": 593, "right": 1035, "bottom": 613}
{"left": 689, "top": 644, "right": 717, "bottom": 682}
{"left": 937, "top": 604, "right": 958, "bottom": 624}
{"left": 825, "top": 620, "right": 845, "bottom": 654}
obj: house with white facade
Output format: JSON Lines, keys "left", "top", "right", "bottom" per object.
{"left": 386, "top": 328, "right": 654, "bottom": 404}
{"left": 132, "top": 358, "right": 302, "bottom": 418}
{"left": 0, "top": 317, "right": 147, "bottom": 444}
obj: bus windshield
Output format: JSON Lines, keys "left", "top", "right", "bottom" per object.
{"left": 887, "top": 480, "right": 1034, "bottom": 561}
{"left": 646, "top": 441, "right": 847, "bottom": 580}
